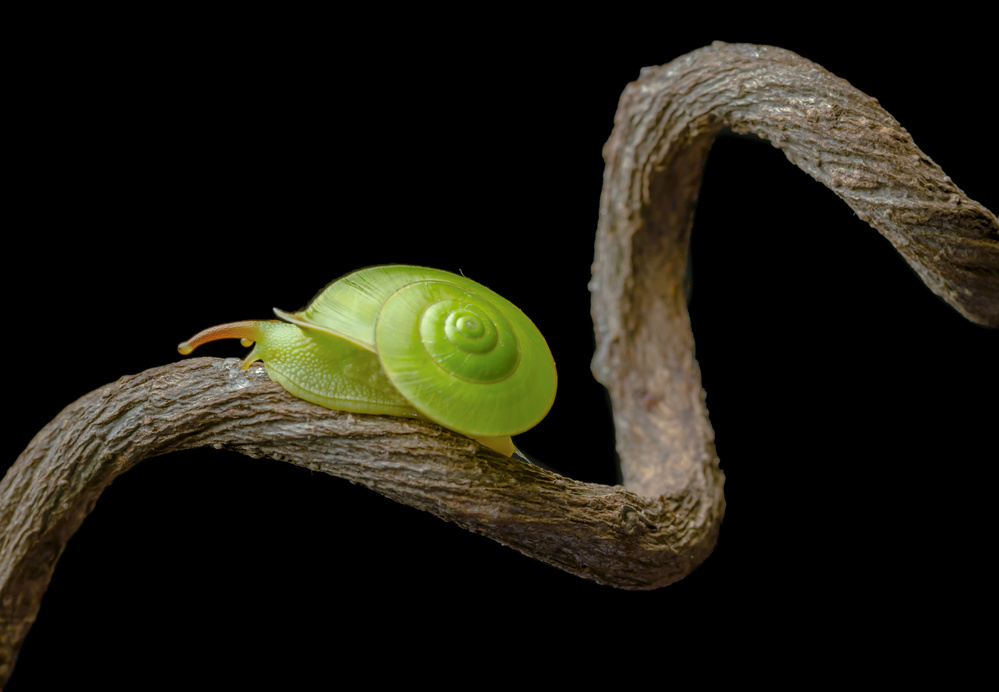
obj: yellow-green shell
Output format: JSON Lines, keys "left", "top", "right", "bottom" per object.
{"left": 278, "top": 265, "right": 557, "bottom": 438}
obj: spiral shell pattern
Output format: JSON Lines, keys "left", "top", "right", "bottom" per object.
{"left": 374, "top": 273, "right": 556, "bottom": 437}
{"left": 275, "top": 265, "right": 555, "bottom": 439}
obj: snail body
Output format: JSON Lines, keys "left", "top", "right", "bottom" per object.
{"left": 178, "top": 265, "right": 557, "bottom": 455}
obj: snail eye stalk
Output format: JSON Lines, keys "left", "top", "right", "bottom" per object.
{"left": 177, "top": 321, "right": 266, "bottom": 355}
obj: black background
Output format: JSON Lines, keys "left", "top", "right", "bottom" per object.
{"left": 5, "top": 9, "right": 996, "bottom": 688}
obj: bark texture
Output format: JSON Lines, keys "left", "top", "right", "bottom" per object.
{"left": 590, "top": 42, "right": 997, "bottom": 496}
{"left": 2, "top": 42, "right": 996, "bottom": 686}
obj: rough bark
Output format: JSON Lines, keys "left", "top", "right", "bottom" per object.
{"left": 2, "top": 42, "right": 995, "bottom": 686}
{"left": 590, "top": 42, "right": 997, "bottom": 496}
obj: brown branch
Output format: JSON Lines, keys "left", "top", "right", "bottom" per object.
{"left": 2, "top": 42, "right": 995, "bottom": 685}
{"left": 590, "top": 41, "right": 998, "bottom": 496}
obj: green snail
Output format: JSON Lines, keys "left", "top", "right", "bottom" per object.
{"left": 177, "top": 265, "right": 557, "bottom": 456}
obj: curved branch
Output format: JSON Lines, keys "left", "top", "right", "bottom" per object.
{"left": 591, "top": 41, "right": 997, "bottom": 495}
{"left": 2, "top": 42, "right": 995, "bottom": 685}
{"left": 0, "top": 357, "right": 702, "bottom": 682}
